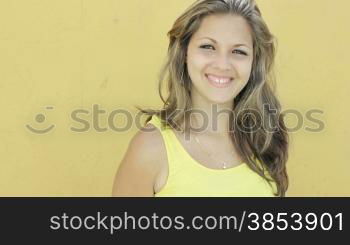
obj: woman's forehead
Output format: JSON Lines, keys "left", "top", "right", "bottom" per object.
{"left": 193, "top": 14, "right": 253, "bottom": 46}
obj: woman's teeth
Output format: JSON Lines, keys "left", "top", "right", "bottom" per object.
{"left": 206, "top": 74, "right": 232, "bottom": 84}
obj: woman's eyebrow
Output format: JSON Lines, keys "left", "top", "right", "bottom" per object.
{"left": 198, "top": 37, "right": 252, "bottom": 49}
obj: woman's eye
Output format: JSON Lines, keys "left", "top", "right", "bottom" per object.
{"left": 200, "top": 44, "right": 214, "bottom": 50}
{"left": 200, "top": 45, "right": 247, "bottom": 56}
{"left": 233, "top": 50, "right": 248, "bottom": 56}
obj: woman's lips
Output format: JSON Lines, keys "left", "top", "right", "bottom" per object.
{"left": 205, "top": 73, "right": 233, "bottom": 88}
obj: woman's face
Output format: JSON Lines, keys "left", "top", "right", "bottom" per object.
{"left": 186, "top": 14, "right": 254, "bottom": 105}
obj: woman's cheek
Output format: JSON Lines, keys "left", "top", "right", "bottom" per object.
{"left": 197, "top": 53, "right": 214, "bottom": 70}
{"left": 189, "top": 54, "right": 206, "bottom": 72}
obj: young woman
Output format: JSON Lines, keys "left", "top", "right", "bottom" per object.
{"left": 112, "top": 0, "right": 289, "bottom": 197}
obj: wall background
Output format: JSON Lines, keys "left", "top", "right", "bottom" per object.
{"left": 0, "top": 0, "right": 348, "bottom": 196}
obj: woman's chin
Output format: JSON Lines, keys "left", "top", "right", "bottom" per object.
{"left": 206, "top": 95, "right": 235, "bottom": 106}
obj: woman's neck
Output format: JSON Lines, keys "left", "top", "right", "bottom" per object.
{"left": 189, "top": 94, "right": 234, "bottom": 138}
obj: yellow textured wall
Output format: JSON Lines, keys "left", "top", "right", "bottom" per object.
{"left": 0, "top": 0, "right": 348, "bottom": 196}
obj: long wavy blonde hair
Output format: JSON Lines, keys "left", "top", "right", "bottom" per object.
{"left": 136, "top": 0, "right": 289, "bottom": 197}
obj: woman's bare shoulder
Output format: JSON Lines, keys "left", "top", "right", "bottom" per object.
{"left": 131, "top": 123, "right": 166, "bottom": 164}
{"left": 112, "top": 123, "right": 166, "bottom": 196}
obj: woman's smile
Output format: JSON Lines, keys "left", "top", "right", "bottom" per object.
{"left": 205, "top": 73, "right": 233, "bottom": 88}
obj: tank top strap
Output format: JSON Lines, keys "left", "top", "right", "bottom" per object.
{"left": 146, "top": 115, "right": 178, "bottom": 157}
{"left": 146, "top": 115, "right": 186, "bottom": 177}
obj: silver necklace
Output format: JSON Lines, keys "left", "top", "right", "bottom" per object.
{"left": 193, "top": 133, "right": 229, "bottom": 169}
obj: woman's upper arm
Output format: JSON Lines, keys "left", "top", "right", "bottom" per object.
{"left": 112, "top": 125, "right": 162, "bottom": 197}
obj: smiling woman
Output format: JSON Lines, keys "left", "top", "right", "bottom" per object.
{"left": 112, "top": 0, "right": 289, "bottom": 197}
{"left": 187, "top": 13, "right": 254, "bottom": 104}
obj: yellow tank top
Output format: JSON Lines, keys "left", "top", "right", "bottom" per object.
{"left": 147, "top": 115, "right": 278, "bottom": 197}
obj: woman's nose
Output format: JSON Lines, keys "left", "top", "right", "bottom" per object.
{"left": 212, "top": 53, "right": 233, "bottom": 71}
